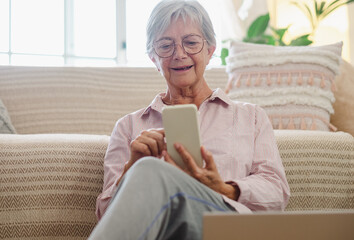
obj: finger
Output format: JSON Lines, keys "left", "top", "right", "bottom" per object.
{"left": 131, "top": 140, "right": 152, "bottom": 156}
{"left": 155, "top": 128, "right": 165, "bottom": 136}
{"left": 174, "top": 143, "right": 199, "bottom": 171}
{"left": 140, "top": 131, "right": 165, "bottom": 156}
{"left": 201, "top": 146, "right": 216, "bottom": 170}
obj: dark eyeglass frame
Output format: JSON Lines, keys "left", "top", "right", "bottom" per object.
{"left": 153, "top": 34, "right": 207, "bottom": 58}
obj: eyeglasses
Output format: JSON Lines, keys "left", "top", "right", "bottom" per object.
{"left": 153, "top": 34, "right": 206, "bottom": 58}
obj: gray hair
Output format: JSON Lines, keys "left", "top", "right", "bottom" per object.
{"left": 146, "top": 0, "right": 216, "bottom": 55}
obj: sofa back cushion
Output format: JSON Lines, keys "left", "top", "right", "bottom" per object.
{"left": 0, "top": 66, "right": 228, "bottom": 135}
{"left": 0, "top": 67, "right": 167, "bottom": 135}
{"left": 331, "top": 60, "right": 354, "bottom": 136}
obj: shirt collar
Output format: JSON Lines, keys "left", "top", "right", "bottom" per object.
{"left": 140, "top": 88, "right": 232, "bottom": 118}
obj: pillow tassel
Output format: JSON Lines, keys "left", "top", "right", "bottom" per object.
{"left": 308, "top": 72, "right": 314, "bottom": 86}
{"left": 310, "top": 117, "right": 317, "bottom": 130}
{"left": 320, "top": 74, "right": 326, "bottom": 88}
{"left": 277, "top": 73, "right": 282, "bottom": 85}
{"left": 297, "top": 72, "right": 303, "bottom": 85}
{"left": 278, "top": 117, "right": 283, "bottom": 129}
{"left": 255, "top": 73, "right": 261, "bottom": 86}
{"left": 329, "top": 123, "right": 338, "bottom": 132}
{"left": 267, "top": 72, "right": 272, "bottom": 86}
{"left": 287, "top": 117, "right": 295, "bottom": 129}
{"left": 234, "top": 74, "right": 241, "bottom": 88}
{"left": 246, "top": 74, "right": 251, "bottom": 86}
{"left": 300, "top": 116, "right": 307, "bottom": 130}
{"left": 331, "top": 79, "right": 337, "bottom": 92}
{"left": 287, "top": 73, "right": 292, "bottom": 85}
{"left": 225, "top": 76, "right": 234, "bottom": 93}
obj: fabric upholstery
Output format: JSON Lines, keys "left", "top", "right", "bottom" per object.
{"left": 225, "top": 41, "right": 343, "bottom": 131}
{"left": 0, "top": 66, "right": 227, "bottom": 135}
{"left": 0, "top": 131, "right": 352, "bottom": 239}
{"left": 0, "top": 99, "right": 16, "bottom": 134}
{"left": 0, "top": 134, "right": 109, "bottom": 240}
{"left": 331, "top": 60, "right": 354, "bottom": 136}
{"left": 0, "top": 65, "right": 353, "bottom": 239}
{"left": 275, "top": 130, "right": 354, "bottom": 211}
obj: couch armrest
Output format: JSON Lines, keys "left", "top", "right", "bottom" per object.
{"left": 274, "top": 130, "right": 354, "bottom": 211}
{"left": 0, "top": 134, "right": 109, "bottom": 239}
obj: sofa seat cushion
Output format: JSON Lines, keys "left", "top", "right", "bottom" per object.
{"left": 0, "top": 134, "right": 109, "bottom": 240}
{"left": 275, "top": 130, "right": 354, "bottom": 211}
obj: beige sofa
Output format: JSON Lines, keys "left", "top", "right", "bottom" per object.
{"left": 0, "top": 65, "right": 353, "bottom": 240}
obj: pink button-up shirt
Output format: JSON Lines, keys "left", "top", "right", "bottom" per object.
{"left": 96, "top": 88, "right": 290, "bottom": 220}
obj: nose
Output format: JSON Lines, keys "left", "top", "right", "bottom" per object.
{"left": 173, "top": 43, "right": 187, "bottom": 59}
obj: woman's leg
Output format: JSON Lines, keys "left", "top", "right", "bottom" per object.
{"left": 89, "top": 157, "right": 235, "bottom": 240}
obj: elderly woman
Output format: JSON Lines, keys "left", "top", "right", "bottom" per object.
{"left": 89, "top": 0, "right": 290, "bottom": 239}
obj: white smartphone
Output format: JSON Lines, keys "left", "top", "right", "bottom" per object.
{"left": 162, "top": 104, "right": 203, "bottom": 169}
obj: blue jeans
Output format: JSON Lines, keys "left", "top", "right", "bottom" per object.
{"left": 89, "top": 157, "right": 235, "bottom": 240}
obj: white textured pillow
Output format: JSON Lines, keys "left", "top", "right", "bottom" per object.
{"left": 0, "top": 99, "right": 16, "bottom": 134}
{"left": 225, "top": 41, "right": 343, "bottom": 131}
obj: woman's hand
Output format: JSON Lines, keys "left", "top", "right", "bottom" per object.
{"left": 115, "top": 128, "right": 166, "bottom": 187}
{"left": 128, "top": 128, "right": 166, "bottom": 168}
{"left": 163, "top": 144, "right": 240, "bottom": 201}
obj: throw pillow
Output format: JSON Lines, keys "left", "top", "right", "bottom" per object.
{"left": 0, "top": 99, "right": 16, "bottom": 134}
{"left": 225, "top": 41, "right": 343, "bottom": 131}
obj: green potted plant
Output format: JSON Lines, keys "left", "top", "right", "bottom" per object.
{"left": 220, "top": 0, "right": 354, "bottom": 65}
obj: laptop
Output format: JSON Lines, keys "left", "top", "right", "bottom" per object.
{"left": 203, "top": 211, "right": 354, "bottom": 240}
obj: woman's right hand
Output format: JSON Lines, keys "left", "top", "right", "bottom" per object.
{"left": 128, "top": 128, "right": 166, "bottom": 168}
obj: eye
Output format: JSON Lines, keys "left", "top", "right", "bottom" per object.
{"left": 184, "top": 41, "right": 198, "bottom": 47}
{"left": 159, "top": 43, "right": 173, "bottom": 50}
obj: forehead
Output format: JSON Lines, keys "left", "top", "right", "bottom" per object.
{"left": 156, "top": 17, "right": 202, "bottom": 41}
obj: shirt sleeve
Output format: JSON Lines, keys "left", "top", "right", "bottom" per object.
{"left": 95, "top": 116, "right": 132, "bottom": 220}
{"left": 233, "top": 106, "right": 290, "bottom": 211}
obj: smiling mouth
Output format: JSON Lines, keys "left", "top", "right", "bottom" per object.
{"left": 171, "top": 65, "right": 193, "bottom": 71}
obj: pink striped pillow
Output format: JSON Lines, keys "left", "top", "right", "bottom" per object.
{"left": 225, "top": 41, "right": 342, "bottom": 131}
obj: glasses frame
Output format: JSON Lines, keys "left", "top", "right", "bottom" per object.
{"left": 153, "top": 34, "right": 207, "bottom": 58}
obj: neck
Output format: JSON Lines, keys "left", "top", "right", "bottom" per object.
{"left": 162, "top": 81, "right": 213, "bottom": 108}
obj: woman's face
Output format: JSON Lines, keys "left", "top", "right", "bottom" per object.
{"left": 150, "top": 18, "right": 215, "bottom": 90}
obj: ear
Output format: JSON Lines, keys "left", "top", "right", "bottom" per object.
{"left": 205, "top": 45, "right": 216, "bottom": 65}
{"left": 207, "top": 45, "right": 216, "bottom": 59}
{"left": 149, "top": 53, "right": 160, "bottom": 71}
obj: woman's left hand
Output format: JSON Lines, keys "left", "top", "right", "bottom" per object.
{"left": 163, "top": 144, "right": 239, "bottom": 200}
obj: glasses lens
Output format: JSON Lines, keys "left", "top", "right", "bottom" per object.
{"left": 183, "top": 35, "right": 204, "bottom": 54}
{"left": 153, "top": 35, "right": 205, "bottom": 58}
{"left": 154, "top": 39, "right": 174, "bottom": 58}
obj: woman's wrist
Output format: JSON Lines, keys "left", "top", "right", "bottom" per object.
{"left": 222, "top": 182, "right": 240, "bottom": 201}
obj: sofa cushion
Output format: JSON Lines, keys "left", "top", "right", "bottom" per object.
{"left": 0, "top": 99, "right": 16, "bottom": 134}
{"left": 0, "top": 134, "right": 109, "bottom": 239}
{"left": 331, "top": 60, "right": 354, "bottom": 136}
{"left": 275, "top": 130, "right": 354, "bottom": 211}
{"left": 225, "top": 41, "right": 342, "bottom": 131}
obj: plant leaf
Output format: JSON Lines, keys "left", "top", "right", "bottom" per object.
{"left": 247, "top": 13, "right": 270, "bottom": 38}
{"left": 289, "top": 34, "right": 313, "bottom": 46}
{"left": 319, "top": 1, "right": 326, "bottom": 15}
{"left": 271, "top": 26, "right": 289, "bottom": 41}
{"left": 322, "top": 0, "right": 354, "bottom": 19}
{"left": 220, "top": 48, "right": 229, "bottom": 66}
